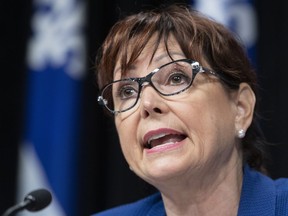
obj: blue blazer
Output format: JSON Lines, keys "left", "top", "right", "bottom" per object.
{"left": 93, "top": 165, "right": 288, "bottom": 215}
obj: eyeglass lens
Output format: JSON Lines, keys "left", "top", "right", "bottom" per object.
{"left": 101, "top": 60, "right": 195, "bottom": 113}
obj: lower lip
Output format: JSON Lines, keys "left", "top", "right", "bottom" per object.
{"left": 144, "top": 140, "right": 184, "bottom": 154}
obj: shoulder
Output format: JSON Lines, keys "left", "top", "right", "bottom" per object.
{"left": 274, "top": 178, "right": 288, "bottom": 213}
{"left": 239, "top": 165, "right": 288, "bottom": 215}
{"left": 275, "top": 177, "right": 288, "bottom": 192}
{"left": 92, "top": 193, "right": 164, "bottom": 216}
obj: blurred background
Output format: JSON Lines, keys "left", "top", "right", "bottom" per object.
{"left": 1, "top": 0, "right": 288, "bottom": 215}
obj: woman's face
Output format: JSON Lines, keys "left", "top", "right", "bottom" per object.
{"left": 113, "top": 36, "right": 253, "bottom": 187}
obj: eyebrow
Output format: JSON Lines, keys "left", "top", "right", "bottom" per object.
{"left": 114, "top": 52, "right": 185, "bottom": 77}
{"left": 153, "top": 52, "right": 185, "bottom": 62}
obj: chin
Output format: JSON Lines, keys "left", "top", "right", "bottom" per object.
{"left": 140, "top": 157, "right": 192, "bottom": 182}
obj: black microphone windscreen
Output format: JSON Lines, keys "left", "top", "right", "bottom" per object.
{"left": 24, "top": 189, "right": 52, "bottom": 212}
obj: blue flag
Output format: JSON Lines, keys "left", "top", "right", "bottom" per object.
{"left": 18, "top": 0, "right": 86, "bottom": 215}
{"left": 193, "top": 0, "right": 257, "bottom": 65}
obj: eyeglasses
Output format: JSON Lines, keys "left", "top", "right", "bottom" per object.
{"left": 98, "top": 59, "right": 219, "bottom": 114}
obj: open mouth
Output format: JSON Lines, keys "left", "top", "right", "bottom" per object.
{"left": 144, "top": 133, "right": 187, "bottom": 149}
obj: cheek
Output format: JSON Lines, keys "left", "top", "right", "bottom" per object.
{"left": 115, "top": 117, "right": 139, "bottom": 161}
{"left": 173, "top": 89, "right": 236, "bottom": 148}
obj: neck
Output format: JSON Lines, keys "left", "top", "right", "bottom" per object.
{"left": 159, "top": 159, "right": 243, "bottom": 216}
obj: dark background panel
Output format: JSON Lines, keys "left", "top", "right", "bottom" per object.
{"left": 0, "top": 0, "right": 32, "bottom": 214}
{"left": 256, "top": 0, "right": 288, "bottom": 179}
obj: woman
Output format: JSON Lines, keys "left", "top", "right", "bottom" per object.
{"left": 94, "top": 4, "right": 288, "bottom": 216}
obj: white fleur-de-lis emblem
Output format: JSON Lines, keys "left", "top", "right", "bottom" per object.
{"left": 27, "top": 0, "right": 86, "bottom": 80}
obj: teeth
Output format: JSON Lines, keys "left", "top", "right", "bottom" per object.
{"left": 145, "top": 133, "right": 186, "bottom": 149}
{"left": 148, "top": 133, "right": 167, "bottom": 145}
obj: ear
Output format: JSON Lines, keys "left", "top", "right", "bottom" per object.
{"left": 234, "top": 83, "right": 256, "bottom": 132}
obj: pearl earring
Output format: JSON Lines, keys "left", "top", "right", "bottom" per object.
{"left": 237, "top": 129, "right": 246, "bottom": 138}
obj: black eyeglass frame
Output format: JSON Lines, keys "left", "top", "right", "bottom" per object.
{"left": 98, "top": 59, "right": 239, "bottom": 114}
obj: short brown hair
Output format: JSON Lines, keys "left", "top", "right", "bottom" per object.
{"left": 96, "top": 4, "right": 266, "bottom": 172}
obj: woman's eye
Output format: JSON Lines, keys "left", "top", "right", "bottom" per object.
{"left": 119, "top": 86, "right": 137, "bottom": 99}
{"left": 168, "top": 72, "right": 189, "bottom": 85}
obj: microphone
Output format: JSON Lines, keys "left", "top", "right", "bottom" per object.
{"left": 2, "top": 188, "right": 52, "bottom": 216}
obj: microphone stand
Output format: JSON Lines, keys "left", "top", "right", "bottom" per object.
{"left": 2, "top": 199, "right": 32, "bottom": 216}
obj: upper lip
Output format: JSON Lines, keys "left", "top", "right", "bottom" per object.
{"left": 142, "top": 128, "right": 186, "bottom": 148}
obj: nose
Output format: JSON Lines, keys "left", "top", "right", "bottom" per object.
{"left": 139, "top": 85, "right": 168, "bottom": 118}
